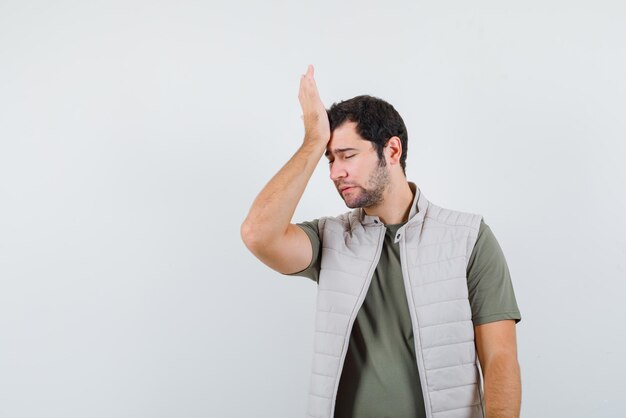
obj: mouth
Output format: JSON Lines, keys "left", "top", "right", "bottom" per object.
{"left": 340, "top": 186, "right": 355, "bottom": 194}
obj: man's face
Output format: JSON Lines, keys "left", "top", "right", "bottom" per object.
{"left": 325, "top": 121, "right": 390, "bottom": 209}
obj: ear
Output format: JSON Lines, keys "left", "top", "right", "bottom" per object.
{"left": 385, "top": 136, "right": 403, "bottom": 166}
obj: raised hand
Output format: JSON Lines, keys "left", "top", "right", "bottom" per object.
{"left": 298, "top": 64, "right": 331, "bottom": 144}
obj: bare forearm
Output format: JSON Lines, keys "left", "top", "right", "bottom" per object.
{"left": 483, "top": 355, "right": 521, "bottom": 418}
{"left": 242, "top": 65, "right": 329, "bottom": 245}
{"left": 242, "top": 139, "right": 326, "bottom": 242}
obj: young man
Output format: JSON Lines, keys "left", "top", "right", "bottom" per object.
{"left": 241, "top": 65, "right": 521, "bottom": 418}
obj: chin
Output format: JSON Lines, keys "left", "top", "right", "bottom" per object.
{"left": 343, "top": 196, "right": 362, "bottom": 209}
{"left": 340, "top": 191, "right": 359, "bottom": 208}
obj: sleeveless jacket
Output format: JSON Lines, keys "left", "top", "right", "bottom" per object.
{"left": 306, "top": 182, "right": 485, "bottom": 418}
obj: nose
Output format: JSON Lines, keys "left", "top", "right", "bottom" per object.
{"left": 329, "top": 160, "right": 347, "bottom": 182}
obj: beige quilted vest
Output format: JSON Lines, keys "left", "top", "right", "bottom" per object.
{"left": 306, "top": 182, "right": 484, "bottom": 418}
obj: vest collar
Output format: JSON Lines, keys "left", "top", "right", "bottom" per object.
{"left": 357, "top": 181, "right": 428, "bottom": 227}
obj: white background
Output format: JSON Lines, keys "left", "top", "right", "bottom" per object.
{"left": 1, "top": 1, "right": 625, "bottom": 417}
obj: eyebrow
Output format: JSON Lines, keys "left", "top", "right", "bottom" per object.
{"left": 324, "top": 147, "right": 359, "bottom": 158}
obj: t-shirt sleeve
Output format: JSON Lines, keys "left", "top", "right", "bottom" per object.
{"left": 467, "top": 219, "right": 522, "bottom": 326}
{"left": 283, "top": 219, "right": 322, "bottom": 283}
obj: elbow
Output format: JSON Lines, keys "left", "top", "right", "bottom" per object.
{"left": 241, "top": 221, "right": 286, "bottom": 260}
{"left": 241, "top": 218, "right": 287, "bottom": 253}
{"left": 240, "top": 219, "right": 269, "bottom": 251}
{"left": 240, "top": 220, "right": 257, "bottom": 249}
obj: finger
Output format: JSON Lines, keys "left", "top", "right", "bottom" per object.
{"left": 304, "top": 64, "right": 314, "bottom": 79}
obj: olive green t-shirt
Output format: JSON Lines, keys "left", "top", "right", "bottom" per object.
{"left": 287, "top": 218, "right": 521, "bottom": 418}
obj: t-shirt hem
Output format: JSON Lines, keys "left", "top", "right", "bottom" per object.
{"left": 283, "top": 224, "right": 319, "bottom": 283}
{"left": 472, "top": 311, "right": 521, "bottom": 326}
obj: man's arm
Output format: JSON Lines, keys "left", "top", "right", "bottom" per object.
{"left": 240, "top": 65, "right": 329, "bottom": 274}
{"left": 474, "top": 320, "right": 521, "bottom": 418}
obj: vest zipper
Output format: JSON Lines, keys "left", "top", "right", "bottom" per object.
{"left": 399, "top": 232, "right": 434, "bottom": 418}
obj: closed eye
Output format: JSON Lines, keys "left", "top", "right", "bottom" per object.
{"left": 328, "top": 154, "right": 356, "bottom": 164}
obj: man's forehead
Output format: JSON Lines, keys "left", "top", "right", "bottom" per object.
{"left": 325, "top": 123, "right": 372, "bottom": 157}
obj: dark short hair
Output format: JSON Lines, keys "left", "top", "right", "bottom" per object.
{"left": 327, "top": 95, "right": 408, "bottom": 175}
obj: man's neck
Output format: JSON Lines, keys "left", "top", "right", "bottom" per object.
{"left": 363, "top": 180, "right": 414, "bottom": 225}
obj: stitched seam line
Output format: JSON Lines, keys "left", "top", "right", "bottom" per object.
{"left": 319, "top": 266, "right": 363, "bottom": 278}
{"left": 430, "top": 382, "right": 476, "bottom": 392}
{"left": 432, "top": 402, "right": 481, "bottom": 415}
{"left": 412, "top": 275, "right": 465, "bottom": 288}
{"left": 317, "top": 287, "right": 359, "bottom": 298}
{"left": 412, "top": 254, "right": 465, "bottom": 267}
{"left": 426, "top": 361, "right": 477, "bottom": 372}
{"left": 422, "top": 338, "right": 475, "bottom": 351}
{"left": 308, "top": 393, "right": 331, "bottom": 399}
{"left": 313, "top": 352, "right": 341, "bottom": 359}
{"left": 313, "top": 348, "right": 341, "bottom": 357}
{"left": 311, "top": 371, "right": 334, "bottom": 378}
{"left": 317, "top": 309, "right": 350, "bottom": 317}
{"left": 321, "top": 246, "right": 376, "bottom": 261}
{"left": 424, "top": 214, "right": 480, "bottom": 230}
{"left": 314, "top": 329, "right": 344, "bottom": 337}
{"left": 415, "top": 297, "right": 471, "bottom": 309}
{"left": 433, "top": 403, "right": 480, "bottom": 415}
{"left": 407, "top": 239, "right": 457, "bottom": 249}
{"left": 420, "top": 317, "right": 472, "bottom": 330}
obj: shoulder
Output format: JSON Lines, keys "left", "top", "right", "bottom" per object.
{"left": 425, "top": 201, "right": 483, "bottom": 231}
{"left": 315, "top": 210, "right": 357, "bottom": 233}
{"left": 295, "top": 210, "right": 353, "bottom": 240}
{"left": 470, "top": 219, "right": 505, "bottom": 259}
